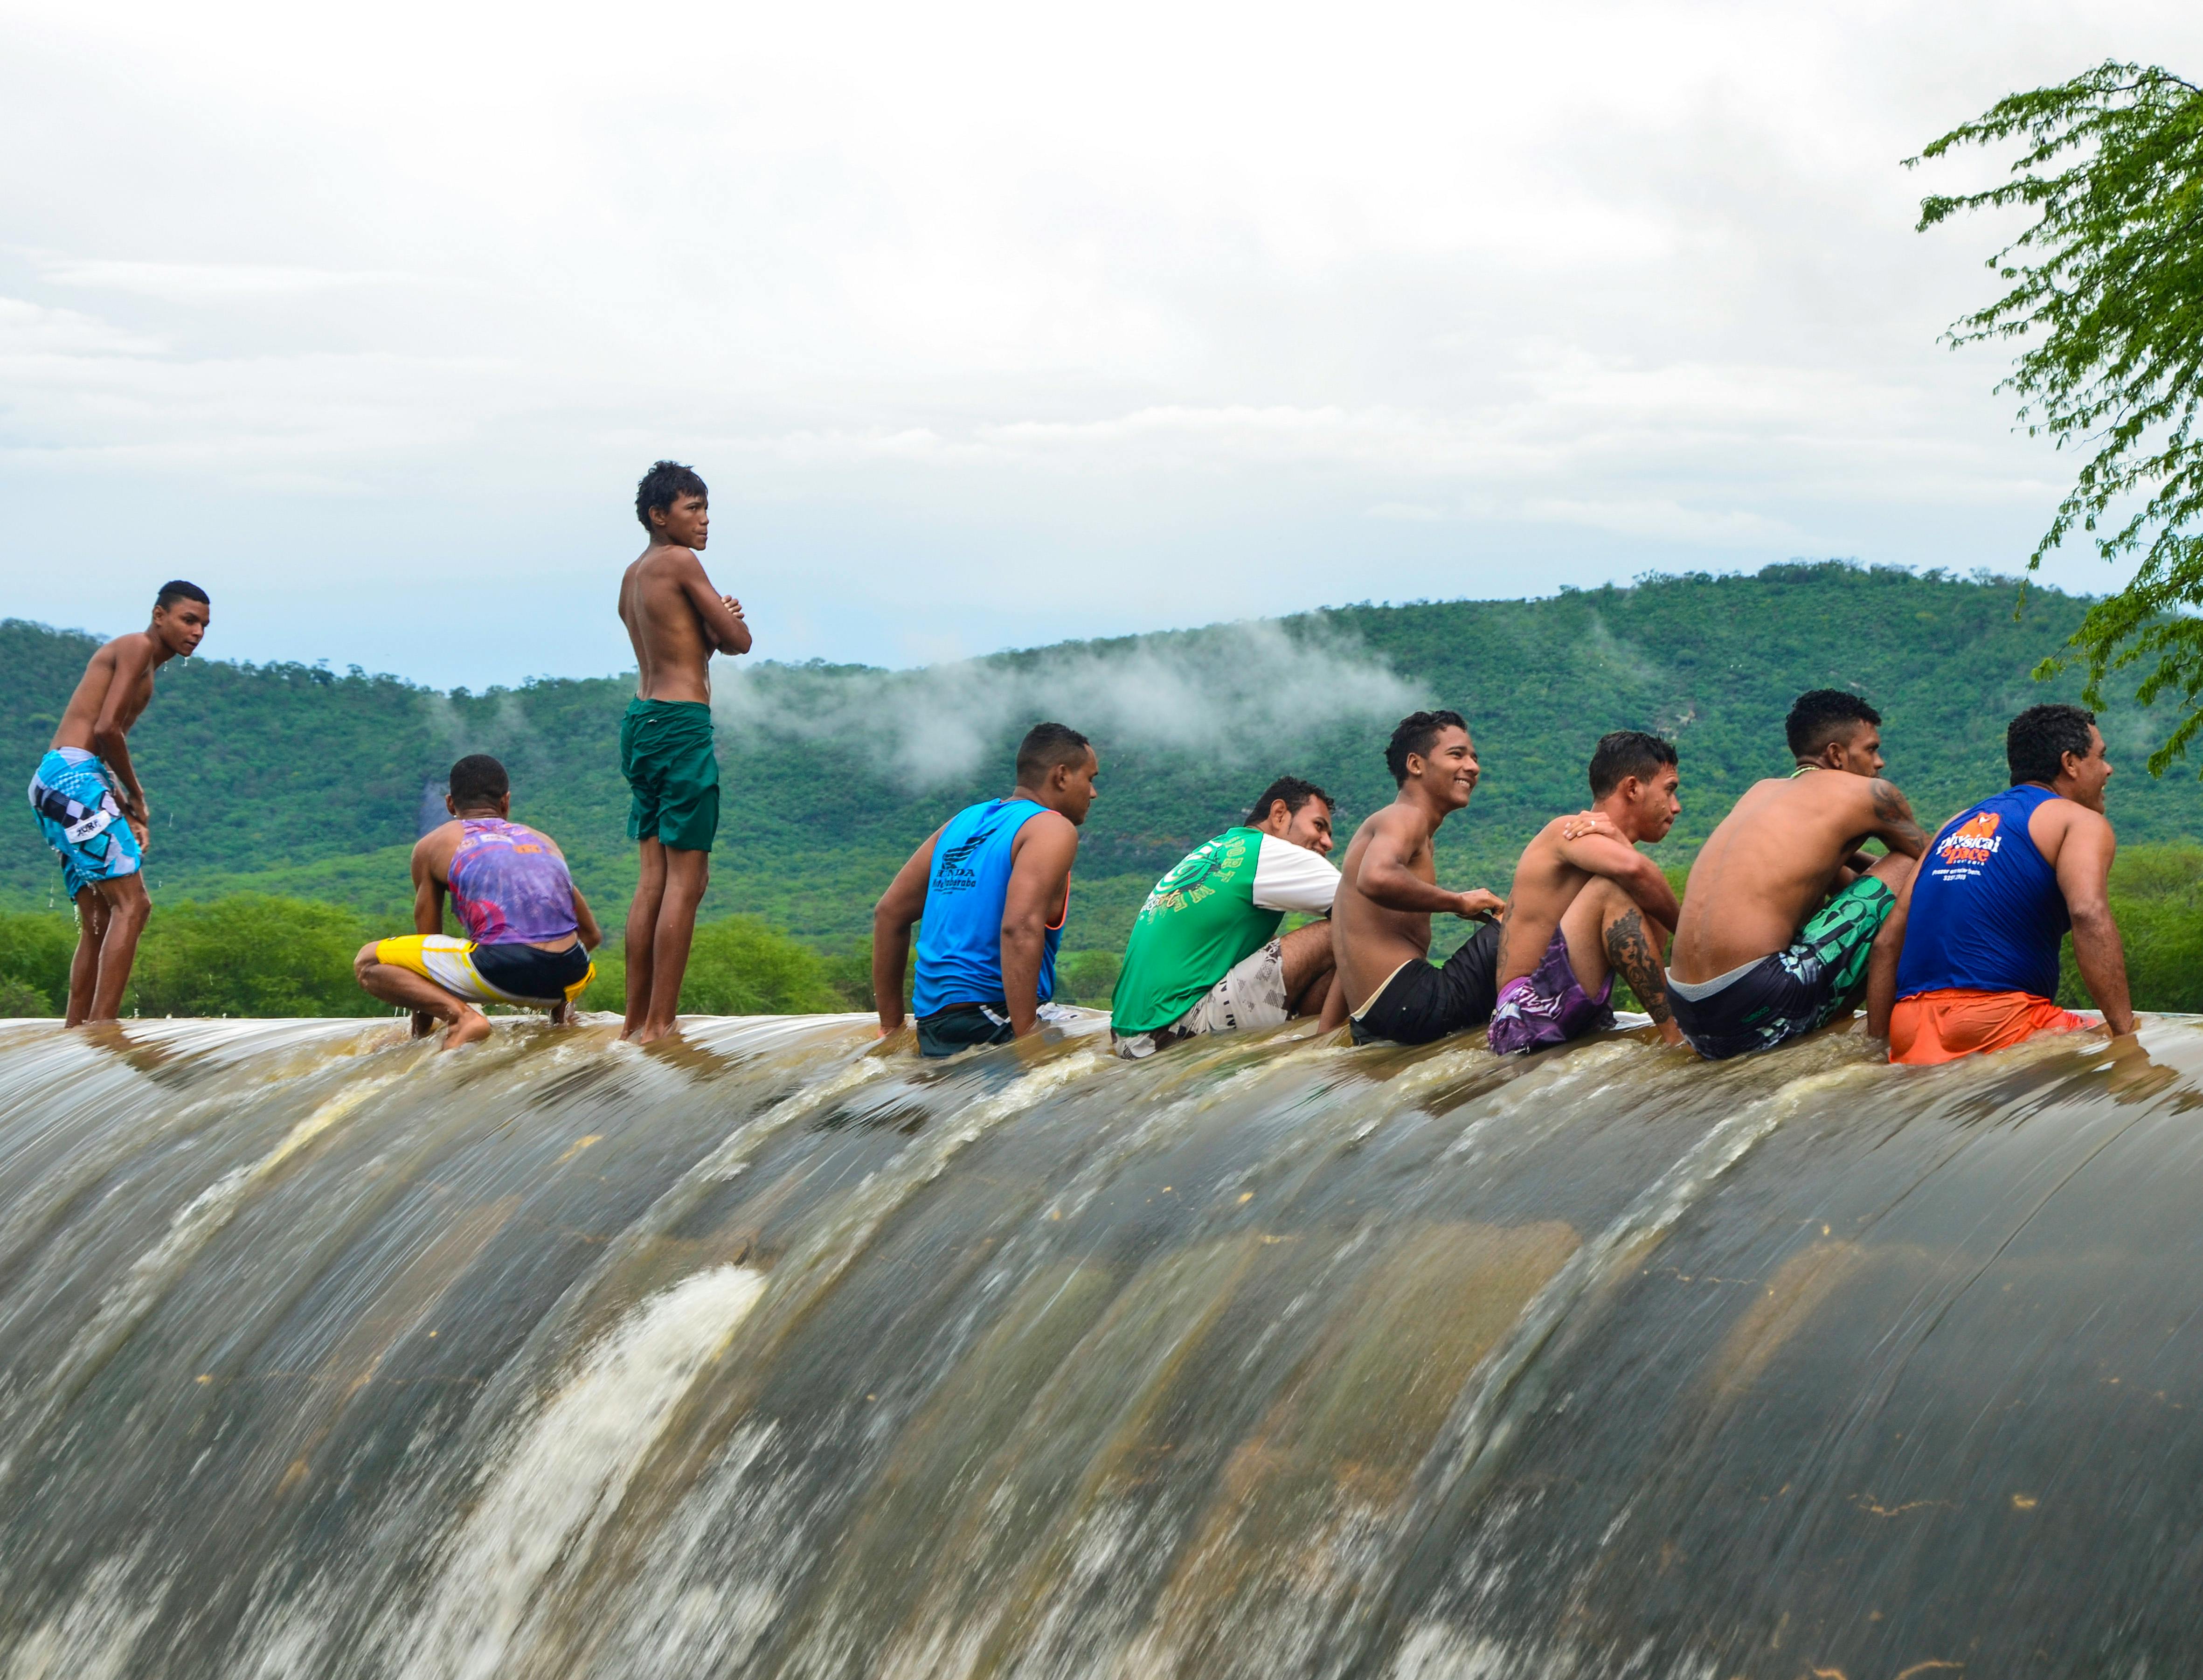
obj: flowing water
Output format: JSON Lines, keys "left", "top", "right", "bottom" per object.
{"left": 2, "top": 1007, "right": 2202, "bottom": 1679}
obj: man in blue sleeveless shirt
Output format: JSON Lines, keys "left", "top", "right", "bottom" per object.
{"left": 1884, "top": 703, "right": 2134, "bottom": 1063}
{"left": 872, "top": 723, "right": 1098, "bottom": 1056}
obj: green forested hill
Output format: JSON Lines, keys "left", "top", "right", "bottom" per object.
{"left": 5, "top": 563, "right": 2194, "bottom": 965}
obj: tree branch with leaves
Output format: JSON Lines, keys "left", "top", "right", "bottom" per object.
{"left": 1913, "top": 62, "right": 2203, "bottom": 774}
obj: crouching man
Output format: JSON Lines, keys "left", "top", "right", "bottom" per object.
{"left": 355, "top": 754, "right": 603, "bottom": 1048}
{"left": 1110, "top": 776, "right": 1342, "bottom": 1058}
{"left": 1488, "top": 731, "right": 1684, "bottom": 1054}
{"left": 1885, "top": 703, "right": 2134, "bottom": 1063}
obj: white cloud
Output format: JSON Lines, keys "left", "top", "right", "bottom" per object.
{"left": 0, "top": 0, "right": 2199, "bottom": 686}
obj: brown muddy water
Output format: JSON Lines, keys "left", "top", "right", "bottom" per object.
{"left": 1, "top": 1008, "right": 2200, "bottom": 1678}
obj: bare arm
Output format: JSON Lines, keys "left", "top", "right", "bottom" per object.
{"left": 679, "top": 556, "right": 753, "bottom": 656}
{"left": 2056, "top": 812, "right": 2136, "bottom": 1035}
{"left": 872, "top": 828, "right": 942, "bottom": 1035}
{"left": 1866, "top": 780, "right": 1930, "bottom": 859}
{"left": 1557, "top": 833, "right": 1681, "bottom": 929}
{"left": 1865, "top": 854, "right": 1920, "bottom": 1040}
{"left": 570, "top": 885, "right": 603, "bottom": 950}
{"left": 412, "top": 842, "right": 446, "bottom": 937}
{"left": 1359, "top": 812, "right": 1503, "bottom": 919}
{"left": 1000, "top": 814, "right": 1079, "bottom": 1035}
{"left": 91, "top": 642, "right": 155, "bottom": 837}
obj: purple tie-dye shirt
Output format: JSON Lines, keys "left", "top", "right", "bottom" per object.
{"left": 448, "top": 819, "right": 578, "bottom": 945}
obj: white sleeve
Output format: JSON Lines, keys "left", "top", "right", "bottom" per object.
{"left": 1250, "top": 834, "right": 1341, "bottom": 913}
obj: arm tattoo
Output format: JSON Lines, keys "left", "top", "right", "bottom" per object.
{"left": 1870, "top": 780, "right": 1929, "bottom": 855}
{"left": 1604, "top": 907, "right": 1673, "bottom": 1026}
{"left": 1493, "top": 896, "right": 1518, "bottom": 972}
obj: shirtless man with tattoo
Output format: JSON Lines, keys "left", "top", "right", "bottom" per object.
{"left": 1665, "top": 689, "right": 1927, "bottom": 1060}
{"left": 28, "top": 580, "right": 210, "bottom": 1024}
{"left": 1487, "top": 731, "right": 1684, "bottom": 1054}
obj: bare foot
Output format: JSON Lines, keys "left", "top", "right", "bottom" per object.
{"left": 444, "top": 1008, "right": 493, "bottom": 1050}
{"left": 630, "top": 1020, "right": 679, "bottom": 1046}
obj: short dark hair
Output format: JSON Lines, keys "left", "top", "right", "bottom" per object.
{"left": 448, "top": 754, "right": 510, "bottom": 810}
{"left": 1588, "top": 730, "right": 1678, "bottom": 798}
{"left": 155, "top": 580, "right": 209, "bottom": 610}
{"left": 1786, "top": 689, "right": 1882, "bottom": 759}
{"left": 635, "top": 460, "right": 708, "bottom": 531}
{"left": 2008, "top": 703, "right": 2099, "bottom": 785}
{"left": 1385, "top": 709, "right": 1468, "bottom": 785}
{"left": 1245, "top": 776, "right": 1333, "bottom": 828}
{"left": 1015, "top": 722, "right": 1092, "bottom": 786}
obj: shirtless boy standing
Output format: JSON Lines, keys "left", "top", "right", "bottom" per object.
{"left": 1487, "top": 731, "right": 1684, "bottom": 1054}
{"left": 1330, "top": 710, "right": 1509, "bottom": 1045}
{"left": 617, "top": 460, "right": 753, "bottom": 1043}
{"left": 28, "top": 581, "right": 210, "bottom": 1025}
{"left": 1666, "top": 689, "right": 1926, "bottom": 1059}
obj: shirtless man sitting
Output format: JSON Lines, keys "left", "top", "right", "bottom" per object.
{"left": 1487, "top": 731, "right": 1684, "bottom": 1055}
{"left": 1666, "top": 689, "right": 1926, "bottom": 1060}
{"left": 28, "top": 580, "right": 210, "bottom": 1025}
{"left": 617, "top": 459, "right": 754, "bottom": 1043}
{"left": 355, "top": 755, "right": 603, "bottom": 1049}
{"left": 1331, "top": 710, "right": 1510, "bottom": 1045}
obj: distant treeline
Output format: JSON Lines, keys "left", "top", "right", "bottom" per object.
{"left": 1, "top": 847, "right": 2197, "bottom": 1019}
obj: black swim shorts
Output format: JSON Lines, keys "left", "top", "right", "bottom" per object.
{"left": 1666, "top": 875, "right": 1895, "bottom": 1061}
{"left": 917, "top": 1000, "right": 1018, "bottom": 1058}
{"left": 1350, "top": 919, "right": 1502, "bottom": 1047}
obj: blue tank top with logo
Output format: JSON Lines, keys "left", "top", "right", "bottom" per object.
{"left": 912, "top": 798, "right": 1064, "bottom": 1017}
{"left": 1895, "top": 783, "right": 2070, "bottom": 1001}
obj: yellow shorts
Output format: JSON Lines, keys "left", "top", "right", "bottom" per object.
{"left": 373, "top": 934, "right": 596, "bottom": 1007}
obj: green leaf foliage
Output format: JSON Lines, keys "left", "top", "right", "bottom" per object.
{"left": 677, "top": 916, "right": 847, "bottom": 1015}
{"left": 130, "top": 896, "right": 386, "bottom": 1019}
{"left": 1914, "top": 63, "right": 2203, "bottom": 773}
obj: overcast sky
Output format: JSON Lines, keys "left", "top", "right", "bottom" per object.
{"left": 4, "top": 0, "right": 2200, "bottom": 688}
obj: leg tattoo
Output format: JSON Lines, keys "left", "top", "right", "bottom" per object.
{"left": 1604, "top": 907, "right": 1673, "bottom": 1025}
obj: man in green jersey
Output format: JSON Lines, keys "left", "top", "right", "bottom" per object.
{"left": 1111, "top": 776, "right": 1342, "bottom": 1058}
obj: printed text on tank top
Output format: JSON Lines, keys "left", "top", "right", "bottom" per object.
{"left": 446, "top": 818, "right": 581, "bottom": 950}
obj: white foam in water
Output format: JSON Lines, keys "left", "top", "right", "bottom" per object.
{"left": 390, "top": 1264, "right": 768, "bottom": 1680}
{"left": 1, "top": 1555, "right": 160, "bottom": 1680}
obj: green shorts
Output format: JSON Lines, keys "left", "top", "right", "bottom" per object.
{"left": 620, "top": 698, "right": 720, "bottom": 853}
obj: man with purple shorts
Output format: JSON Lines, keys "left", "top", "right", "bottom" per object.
{"left": 1487, "top": 731, "right": 1685, "bottom": 1055}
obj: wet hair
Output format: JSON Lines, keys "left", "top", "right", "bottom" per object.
{"left": 635, "top": 459, "right": 708, "bottom": 531}
{"left": 155, "top": 580, "right": 209, "bottom": 610}
{"left": 1385, "top": 709, "right": 1469, "bottom": 785}
{"left": 448, "top": 754, "right": 510, "bottom": 810}
{"left": 1244, "top": 775, "right": 1333, "bottom": 828}
{"left": 1588, "top": 730, "right": 1678, "bottom": 798}
{"left": 1785, "top": 689, "right": 1881, "bottom": 760}
{"left": 1015, "top": 722, "right": 1093, "bottom": 786}
{"left": 2008, "top": 703, "right": 2099, "bottom": 785}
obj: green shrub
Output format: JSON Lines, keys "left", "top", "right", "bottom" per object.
{"left": 677, "top": 916, "right": 845, "bottom": 1014}
{"left": 1056, "top": 949, "right": 1120, "bottom": 1007}
{"left": 0, "top": 977, "right": 51, "bottom": 1016}
{"left": 0, "top": 912, "right": 73, "bottom": 1014}
{"left": 132, "top": 895, "right": 383, "bottom": 1018}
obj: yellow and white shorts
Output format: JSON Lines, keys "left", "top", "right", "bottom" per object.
{"left": 373, "top": 935, "right": 595, "bottom": 1007}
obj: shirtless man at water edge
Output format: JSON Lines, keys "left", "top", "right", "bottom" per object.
{"left": 617, "top": 460, "right": 753, "bottom": 1044}
{"left": 1883, "top": 703, "right": 2134, "bottom": 1064}
{"left": 355, "top": 755, "right": 603, "bottom": 1049}
{"left": 1110, "top": 776, "right": 1342, "bottom": 1059}
{"left": 29, "top": 581, "right": 211, "bottom": 1025}
{"left": 1331, "top": 711, "right": 1511, "bottom": 1045}
{"left": 1487, "top": 731, "right": 1684, "bottom": 1055}
{"left": 1665, "top": 690, "right": 1925, "bottom": 1060}
{"left": 873, "top": 723, "right": 1097, "bottom": 1058}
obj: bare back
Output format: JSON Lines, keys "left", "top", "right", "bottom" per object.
{"left": 51, "top": 633, "right": 158, "bottom": 754}
{"left": 1672, "top": 772, "right": 1922, "bottom": 981}
{"left": 618, "top": 544, "right": 748, "bottom": 703}
{"left": 1332, "top": 804, "right": 1442, "bottom": 1010}
{"left": 1496, "top": 818, "right": 1602, "bottom": 985}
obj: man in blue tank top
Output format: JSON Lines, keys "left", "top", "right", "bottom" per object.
{"left": 872, "top": 723, "right": 1098, "bottom": 1057}
{"left": 1884, "top": 704, "right": 2134, "bottom": 1064}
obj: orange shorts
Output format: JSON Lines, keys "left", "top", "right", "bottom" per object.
{"left": 1889, "top": 988, "right": 2086, "bottom": 1066}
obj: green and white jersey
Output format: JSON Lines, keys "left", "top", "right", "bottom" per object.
{"left": 1111, "top": 827, "right": 1340, "bottom": 1034}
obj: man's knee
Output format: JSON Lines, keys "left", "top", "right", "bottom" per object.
{"left": 1868, "top": 850, "right": 1916, "bottom": 890}
{"left": 355, "top": 942, "right": 383, "bottom": 980}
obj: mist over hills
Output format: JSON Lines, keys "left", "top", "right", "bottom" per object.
{"left": 4, "top": 563, "right": 2191, "bottom": 958}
